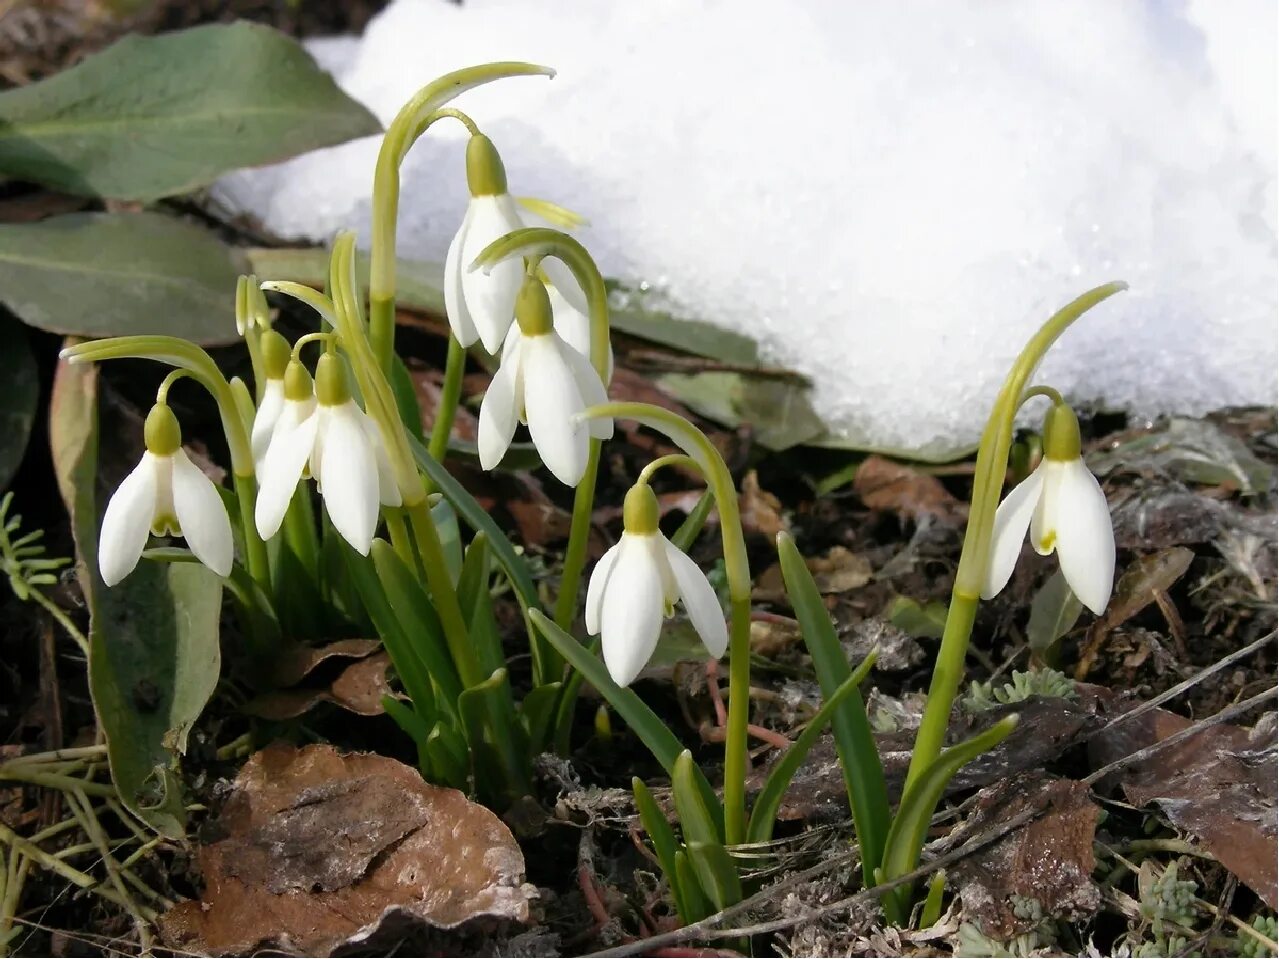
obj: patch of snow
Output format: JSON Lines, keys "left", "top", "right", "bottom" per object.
{"left": 215, "top": 0, "right": 1277, "bottom": 457}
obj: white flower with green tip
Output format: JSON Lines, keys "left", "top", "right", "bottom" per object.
{"left": 585, "top": 482, "right": 728, "bottom": 687}
{"left": 99, "top": 403, "right": 232, "bottom": 586}
{"left": 981, "top": 402, "right": 1115, "bottom": 614}
{"left": 478, "top": 276, "right": 612, "bottom": 486}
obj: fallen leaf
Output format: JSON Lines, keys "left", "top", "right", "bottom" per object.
{"left": 739, "top": 469, "right": 788, "bottom": 538}
{"left": 1089, "top": 417, "right": 1272, "bottom": 495}
{"left": 1089, "top": 703, "right": 1277, "bottom": 908}
{"left": 270, "top": 639, "right": 382, "bottom": 688}
{"left": 160, "top": 744, "right": 535, "bottom": 955}
{"left": 853, "top": 455, "right": 966, "bottom": 524}
{"left": 953, "top": 776, "right": 1101, "bottom": 938}
{"left": 757, "top": 546, "right": 872, "bottom": 603}
{"left": 245, "top": 652, "right": 394, "bottom": 721}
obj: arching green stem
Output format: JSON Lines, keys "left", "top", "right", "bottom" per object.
{"left": 368, "top": 62, "right": 556, "bottom": 370}
{"left": 1018, "top": 384, "right": 1063, "bottom": 409}
{"left": 638, "top": 453, "right": 703, "bottom": 486}
{"left": 903, "top": 282, "right": 1126, "bottom": 794}
{"left": 259, "top": 281, "right": 336, "bottom": 329}
{"left": 154, "top": 369, "right": 194, "bottom": 406}
{"left": 579, "top": 401, "right": 751, "bottom": 847}
{"left": 60, "top": 336, "right": 271, "bottom": 589}
{"left": 472, "top": 228, "right": 612, "bottom": 684}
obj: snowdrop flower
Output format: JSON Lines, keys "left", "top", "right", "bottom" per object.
{"left": 478, "top": 275, "right": 612, "bottom": 486}
{"left": 250, "top": 330, "right": 292, "bottom": 468}
{"left": 255, "top": 354, "right": 401, "bottom": 554}
{"left": 444, "top": 134, "right": 529, "bottom": 354}
{"left": 543, "top": 274, "right": 614, "bottom": 383}
{"left": 99, "top": 403, "right": 232, "bottom": 586}
{"left": 981, "top": 402, "right": 1115, "bottom": 614}
{"left": 585, "top": 482, "right": 728, "bottom": 686}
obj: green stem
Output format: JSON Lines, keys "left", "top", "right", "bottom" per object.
{"left": 232, "top": 474, "right": 270, "bottom": 595}
{"left": 30, "top": 590, "right": 88, "bottom": 655}
{"left": 903, "top": 282, "right": 1126, "bottom": 793}
{"left": 406, "top": 499, "right": 483, "bottom": 688}
{"left": 639, "top": 453, "right": 702, "bottom": 485}
{"left": 368, "top": 62, "right": 556, "bottom": 371}
{"left": 578, "top": 401, "right": 751, "bottom": 848}
{"left": 424, "top": 336, "right": 466, "bottom": 488}
{"left": 547, "top": 441, "right": 600, "bottom": 676}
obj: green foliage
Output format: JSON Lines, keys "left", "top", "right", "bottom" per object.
{"left": 963, "top": 668, "right": 1077, "bottom": 713}
{"left": 0, "top": 213, "right": 249, "bottom": 346}
{"left": 0, "top": 22, "right": 379, "bottom": 200}
{"left": 1138, "top": 861, "right": 1198, "bottom": 939}
{"left": 0, "top": 493, "right": 69, "bottom": 602}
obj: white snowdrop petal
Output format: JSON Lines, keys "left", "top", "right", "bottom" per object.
{"left": 478, "top": 337, "right": 524, "bottom": 471}
{"left": 556, "top": 337, "right": 614, "bottom": 441}
{"left": 584, "top": 540, "right": 624, "bottom": 635}
{"left": 460, "top": 196, "right": 525, "bottom": 353}
{"left": 170, "top": 449, "right": 233, "bottom": 577}
{"left": 540, "top": 254, "right": 589, "bottom": 316}
{"left": 319, "top": 404, "right": 381, "bottom": 555}
{"left": 255, "top": 410, "right": 318, "bottom": 540}
{"left": 600, "top": 536, "right": 665, "bottom": 687}
{"left": 549, "top": 281, "right": 616, "bottom": 384}
{"left": 662, "top": 536, "right": 729, "bottom": 658}
{"left": 251, "top": 379, "right": 285, "bottom": 468}
{"left": 980, "top": 464, "right": 1045, "bottom": 600}
{"left": 1052, "top": 458, "right": 1116, "bottom": 615}
{"left": 1030, "top": 459, "right": 1067, "bottom": 556}
{"left": 523, "top": 336, "right": 589, "bottom": 486}
{"left": 98, "top": 454, "right": 159, "bottom": 587}
{"left": 444, "top": 209, "right": 481, "bottom": 347}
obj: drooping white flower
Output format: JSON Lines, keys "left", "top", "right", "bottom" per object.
{"left": 250, "top": 330, "right": 293, "bottom": 468}
{"left": 478, "top": 276, "right": 612, "bottom": 486}
{"left": 981, "top": 402, "right": 1115, "bottom": 614}
{"left": 444, "top": 134, "right": 528, "bottom": 354}
{"left": 585, "top": 483, "right": 728, "bottom": 687}
{"left": 99, "top": 403, "right": 233, "bottom": 586}
{"left": 255, "top": 355, "right": 400, "bottom": 555}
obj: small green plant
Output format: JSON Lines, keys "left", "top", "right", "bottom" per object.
{"left": 963, "top": 667, "right": 1077, "bottom": 713}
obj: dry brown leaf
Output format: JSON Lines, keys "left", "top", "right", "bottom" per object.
{"left": 270, "top": 638, "right": 381, "bottom": 688}
{"left": 1089, "top": 703, "right": 1278, "bottom": 908}
{"left": 755, "top": 545, "right": 872, "bottom": 603}
{"left": 160, "top": 744, "right": 534, "bottom": 956}
{"left": 245, "top": 641, "right": 390, "bottom": 720}
{"left": 853, "top": 455, "right": 966, "bottom": 524}
{"left": 953, "top": 776, "right": 1101, "bottom": 938}
{"left": 739, "top": 469, "right": 788, "bottom": 538}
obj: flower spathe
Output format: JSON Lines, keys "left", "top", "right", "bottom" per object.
{"left": 478, "top": 277, "right": 612, "bottom": 486}
{"left": 981, "top": 402, "right": 1115, "bottom": 614}
{"left": 255, "top": 355, "right": 401, "bottom": 555}
{"left": 99, "top": 403, "right": 233, "bottom": 586}
{"left": 585, "top": 483, "right": 728, "bottom": 687}
{"left": 444, "top": 134, "right": 527, "bottom": 354}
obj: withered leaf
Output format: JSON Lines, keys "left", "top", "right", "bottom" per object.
{"left": 160, "top": 744, "right": 534, "bottom": 955}
{"left": 853, "top": 455, "right": 966, "bottom": 525}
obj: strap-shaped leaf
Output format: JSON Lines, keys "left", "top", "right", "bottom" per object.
{"left": 381, "top": 696, "right": 433, "bottom": 777}
{"left": 746, "top": 646, "right": 880, "bottom": 845}
{"left": 457, "top": 533, "right": 505, "bottom": 677}
{"left": 673, "top": 849, "right": 713, "bottom": 924}
{"left": 519, "top": 682, "right": 562, "bottom": 755}
{"left": 425, "top": 720, "right": 471, "bottom": 790}
{"left": 670, "top": 488, "right": 715, "bottom": 552}
{"left": 880, "top": 714, "right": 1018, "bottom": 916}
{"left": 672, "top": 751, "right": 742, "bottom": 912}
{"left": 778, "top": 530, "right": 890, "bottom": 885}
{"left": 458, "top": 667, "right": 529, "bottom": 806}
{"left": 369, "top": 539, "right": 463, "bottom": 716}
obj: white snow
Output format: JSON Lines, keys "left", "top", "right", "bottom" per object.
{"left": 215, "top": 0, "right": 1278, "bottom": 458}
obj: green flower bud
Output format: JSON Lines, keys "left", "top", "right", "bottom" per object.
{"left": 622, "top": 482, "right": 660, "bottom": 535}
{"left": 465, "top": 134, "right": 508, "bottom": 197}
{"left": 143, "top": 403, "right": 181, "bottom": 456}
{"left": 1041, "top": 401, "right": 1082, "bottom": 462}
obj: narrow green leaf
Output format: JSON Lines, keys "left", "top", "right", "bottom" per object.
{"left": 887, "top": 595, "right": 949, "bottom": 640}
{"left": 411, "top": 435, "right": 540, "bottom": 611}
{"left": 519, "top": 682, "right": 562, "bottom": 755}
{"left": 673, "top": 849, "right": 713, "bottom": 924}
{"left": 425, "top": 721, "right": 470, "bottom": 789}
{"left": 367, "top": 539, "right": 463, "bottom": 717}
{"left": 670, "top": 488, "right": 715, "bottom": 553}
{"left": 458, "top": 668, "right": 529, "bottom": 807}
{"left": 0, "top": 318, "right": 37, "bottom": 492}
{"left": 390, "top": 354, "right": 426, "bottom": 443}
{"left": 880, "top": 715, "right": 1018, "bottom": 915}
{"left": 919, "top": 870, "right": 947, "bottom": 929}
{"left": 632, "top": 777, "right": 697, "bottom": 925}
{"left": 672, "top": 751, "right": 742, "bottom": 913}
{"left": 0, "top": 22, "right": 379, "bottom": 200}
{"left": 746, "top": 647, "right": 880, "bottom": 845}
{"left": 0, "top": 212, "right": 249, "bottom": 346}
{"left": 380, "top": 695, "right": 433, "bottom": 779}
{"left": 51, "top": 355, "right": 222, "bottom": 838}
{"left": 347, "top": 542, "right": 443, "bottom": 725}
{"left": 778, "top": 531, "right": 890, "bottom": 886}
{"left": 457, "top": 533, "right": 504, "bottom": 676}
